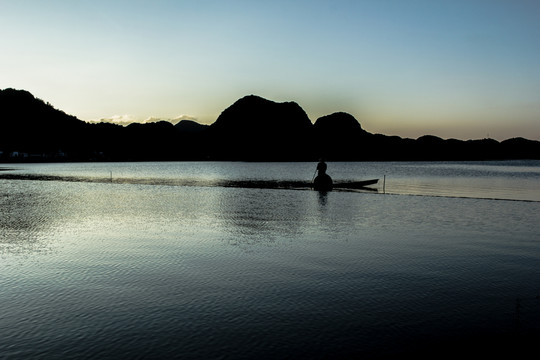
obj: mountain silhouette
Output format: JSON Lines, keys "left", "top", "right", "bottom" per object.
{"left": 175, "top": 120, "right": 209, "bottom": 133}
{"left": 313, "top": 112, "right": 370, "bottom": 160}
{"left": 314, "top": 112, "right": 366, "bottom": 135}
{"left": 206, "top": 95, "right": 313, "bottom": 160}
{"left": 1, "top": 88, "right": 539, "bottom": 161}
{"left": 0, "top": 88, "right": 87, "bottom": 155}
{"left": 210, "top": 95, "right": 312, "bottom": 133}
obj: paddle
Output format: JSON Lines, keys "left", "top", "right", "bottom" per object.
{"left": 311, "top": 168, "right": 317, "bottom": 189}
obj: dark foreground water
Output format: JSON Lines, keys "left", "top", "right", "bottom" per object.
{"left": 1, "top": 161, "right": 539, "bottom": 359}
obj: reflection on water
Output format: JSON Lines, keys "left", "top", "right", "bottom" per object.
{"left": 1, "top": 161, "right": 540, "bottom": 358}
{"left": 217, "top": 188, "right": 303, "bottom": 240}
{"left": 0, "top": 180, "right": 65, "bottom": 256}
{"left": 317, "top": 191, "right": 328, "bottom": 207}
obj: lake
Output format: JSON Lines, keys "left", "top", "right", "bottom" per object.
{"left": 1, "top": 161, "right": 539, "bottom": 359}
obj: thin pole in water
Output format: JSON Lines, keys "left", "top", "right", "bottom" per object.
{"left": 383, "top": 175, "right": 386, "bottom": 194}
{"left": 110, "top": 171, "right": 113, "bottom": 182}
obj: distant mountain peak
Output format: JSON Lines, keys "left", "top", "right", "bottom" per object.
{"left": 0, "top": 87, "right": 35, "bottom": 100}
{"left": 314, "top": 112, "right": 367, "bottom": 135}
{"left": 174, "top": 119, "right": 208, "bottom": 133}
{"left": 210, "top": 95, "right": 312, "bottom": 133}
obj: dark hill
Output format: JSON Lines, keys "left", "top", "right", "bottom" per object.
{"left": 175, "top": 120, "right": 209, "bottom": 133}
{"left": 207, "top": 95, "right": 314, "bottom": 160}
{"left": 314, "top": 112, "right": 366, "bottom": 135}
{"left": 313, "top": 112, "right": 370, "bottom": 160}
{"left": 0, "top": 88, "right": 183, "bottom": 160}
{"left": 1, "top": 88, "right": 539, "bottom": 161}
{"left": 0, "top": 88, "right": 88, "bottom": 154}
{"left": 124, "top": 121, "right": 179, "bottom": 160}
{"left": 501, "top": 137, "right": 540, "bottom": 159}
{"left": 210, "top": 95, "right": 312, "bottom": 134}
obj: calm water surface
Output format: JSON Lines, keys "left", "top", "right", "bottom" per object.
{"left": 1, "top": 161, "right": 539, "bottom": 359}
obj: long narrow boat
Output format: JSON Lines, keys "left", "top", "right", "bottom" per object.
{"left": 312, "top": 174, "right": 379, "bottom": 192}
{"left": 0, "top": 172, "right": 379, "bottom": 191}
{"left": 333, "top": 179, "right": 379, "bottom": 189}
{"left": 216, "top": 178, "right": 379, "bottom": 191}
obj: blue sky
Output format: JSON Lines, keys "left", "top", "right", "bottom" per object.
{"left": 1, "top": 0, "right": 539, "bottom": 140}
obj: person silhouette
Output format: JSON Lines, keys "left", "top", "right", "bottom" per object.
{"left": 316, "top": 158, "right": 327, "bottom": 175}
{"left": 313, "top": 158, "right": 333, "bottom": 191}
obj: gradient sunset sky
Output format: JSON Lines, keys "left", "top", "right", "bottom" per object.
{"left": 2, "top": 0, "right": 539, "bottom": 140}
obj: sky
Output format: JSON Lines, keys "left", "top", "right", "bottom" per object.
{"left": 1, "top": 0, "right": 540, "bottom": 141}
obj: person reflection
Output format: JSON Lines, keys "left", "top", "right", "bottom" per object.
{"left": 317, "top": 191, "right": 328, "bottom": 206}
